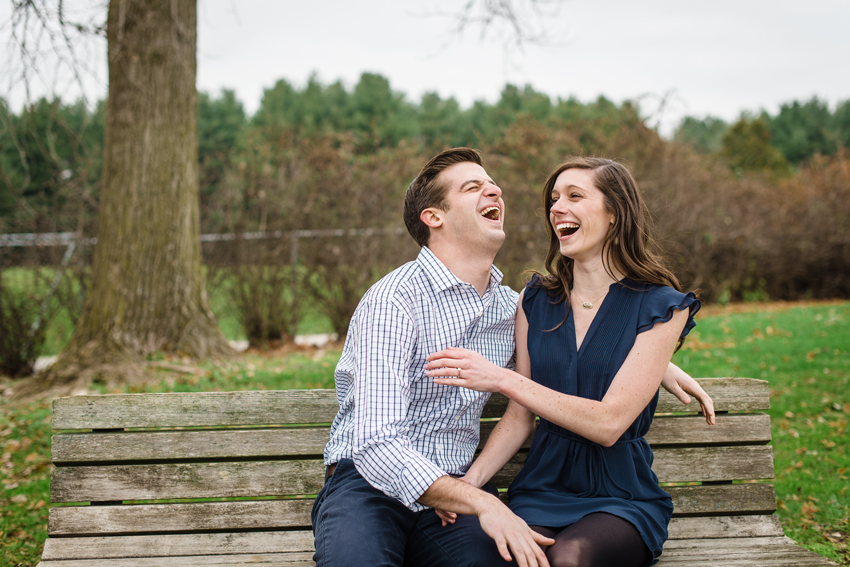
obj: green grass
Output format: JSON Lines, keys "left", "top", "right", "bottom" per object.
{"left": 1, "top": 301, "right": 848, "bottom": 565}
{"left": 672, "top": 301, "right": 850, "bottom": 564}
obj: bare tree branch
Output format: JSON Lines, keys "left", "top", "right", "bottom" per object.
{"left": 2, "top": 0, "right": 106, "bottom": 108}
{"left": 417, "top": 0, "right": 568, "bottom": 51}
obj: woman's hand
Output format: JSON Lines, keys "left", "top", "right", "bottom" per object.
{"left": 425, "top": 347, "right": 506, "bottom": 393}
{"left": 661, "top": 365, "right": 716, "bottom": 425}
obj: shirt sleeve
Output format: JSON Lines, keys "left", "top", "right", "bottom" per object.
{"left": 350, "top": 295, "right": 447, "bottom": 511}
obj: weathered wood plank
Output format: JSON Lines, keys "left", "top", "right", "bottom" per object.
{"left": 52, "top": 428, "right": 331, "bottom": 463}
{"left": 51, "top": 461, "right": 326, "bottom": 503}
{"left": 52, "top": 378, "right": 768, "bottom": 431}
{"left": 52, "top": 390, "right": 341, "bottom": 430}
{"left": 667, "top": 483, "right": 777, "bottom": 516}
{"left": 49, "top": 500, "right": 316, "bottom": 536}
{"left": 490, "top": 446, "right": 774, "bottom": 488}
{"left": 42, "top": 531, "right": 314, "bottom": 560}
{"left": 51, "top": 446, "right": 773, "bottom": 503}
{"left": 644, "top": 414, "right": 771, "bottom": 446}
{"left": 37, "top": 553, "right": 316, "bottom": 566}
{"left": 437, "top": 378, "right": 770, "bottom": 419}
{"left": 667, "top": 515, "right": 783, "bottom": 539}
{"left": 658, "top": 536, "right": 837, "bottom": 566}
{"left": 48, "top": 484, "right": 777, "bottom": 536}
{"left": 53, "top": 413, "right": 768, "bottom": 465}
{"left": 652, "top": 446, "right": 774, "bottom": 483}
{"left": 655, "top": 377, "right": 770, "bottom": 413}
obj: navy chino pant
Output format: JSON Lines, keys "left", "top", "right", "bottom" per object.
{"left": 311, "top": 459, "right": 511, "bottom": 567}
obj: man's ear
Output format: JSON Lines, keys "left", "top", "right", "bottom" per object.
{"left": 420, "top": 208, "right": 444, "bottom": 229}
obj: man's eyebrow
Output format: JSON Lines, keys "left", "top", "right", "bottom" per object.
{"left": 460, "top": 178, "right": 495, "bottom": 190}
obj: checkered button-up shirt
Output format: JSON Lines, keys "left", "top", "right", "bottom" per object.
{"left": 324, "top": 247, "right": 518, "bottom": 511}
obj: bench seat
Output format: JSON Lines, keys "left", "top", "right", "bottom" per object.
{"left": 38, "top": 378, "right": 837, "bottom": 567}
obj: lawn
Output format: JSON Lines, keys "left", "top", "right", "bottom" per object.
{"left": 1, "top": 301, "right": 848, "bottom": 566}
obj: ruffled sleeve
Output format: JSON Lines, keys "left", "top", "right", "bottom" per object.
{"left": 637, "top": 286, "right": 701, "bottom": 339}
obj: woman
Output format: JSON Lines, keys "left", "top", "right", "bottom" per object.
{"left": 425, "top": 157, "right": 708, "bottom": 567}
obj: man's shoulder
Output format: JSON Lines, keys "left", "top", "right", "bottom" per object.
{"left": 361, "top": 259, "right": 426, "bottom": 305}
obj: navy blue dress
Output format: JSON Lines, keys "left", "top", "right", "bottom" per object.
{"left": 508, "top": 276, "right": 700, "bottom": 565}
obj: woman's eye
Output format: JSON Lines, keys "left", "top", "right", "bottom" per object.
{"left": 570, "top": 193, "right": 581, "bottom": 199}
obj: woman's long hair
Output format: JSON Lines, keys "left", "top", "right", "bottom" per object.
{"left": 535, "top": 157, "right": 683, "bottom": 307}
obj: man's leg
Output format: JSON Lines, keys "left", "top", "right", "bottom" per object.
{"left": 312, "top": 459, "right": 415, "bottom": 567}
{"left": 403, "top": 483, "right": 513, "bottom": 567}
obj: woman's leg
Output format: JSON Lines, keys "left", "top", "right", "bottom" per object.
{"left": 531, "top": 513, "right": 651, "bottom": 567}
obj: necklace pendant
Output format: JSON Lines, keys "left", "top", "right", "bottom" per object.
{"left": 581, "top": 301, "right": 593, "bottom": 309}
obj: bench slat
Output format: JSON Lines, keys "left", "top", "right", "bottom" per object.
{"left": 37, "top": 554, "right": 316, "bottom": 566}
{"left": 52, "top": 428, "right": 332, "bottom": 463}
{"left": 42, "top": 531, "right": 314, "bottom": 560}
{"left": 643, "top": 414, "right": 771, "bottom": 446}
{"left": 667, "top": 515, "right": 783, "bottom": 539}
{"left": 52, "top": 390, "right": 341, "bottom": 430}
{"left": 51, "top": 446, "right": 773, "bottom": 503}
{"left": 52, "top": 414, "right": 770, "bottom": 464}
{"left": 39, "top": 516, "right": 786, "bottom": 561}
{"left": 49, "top": 500, "right": 315, "bottom": 535}
{"left": 490, "top": 445, "right": 774, "bottom": 487}
{"left": 665, "top": 483, "right": 776, "bottom": 516}
{"left": 49, "top": 484, "right": 776, "bottom": 536}
{"left": 51, "top": 461, "right": 326, "bottom": 503}
{"left": 51, "top": 378, "right": 768, "bottom": 430}
{"left": 658, "top": 536, "right": 837, "bottom": 566}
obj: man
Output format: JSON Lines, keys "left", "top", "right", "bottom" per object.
{"left": 312, "top": 148, "right": 711, "bottom": 567}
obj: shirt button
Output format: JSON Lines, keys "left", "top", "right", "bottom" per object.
{"left": 475, "top": 311, "right": 482, "bottom": 317}
{"left": 436, "top": 444, "right": 443, "bottom": 452}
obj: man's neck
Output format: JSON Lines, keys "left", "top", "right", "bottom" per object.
{"left": 428, "top": 244, "right": 496, "bottom": 297}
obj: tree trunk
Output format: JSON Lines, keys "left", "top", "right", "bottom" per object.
{"left": 29, "top": 0, "right": 232, "bottom": 394}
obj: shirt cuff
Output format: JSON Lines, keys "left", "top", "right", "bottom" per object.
{"left": 397, "top": 456, "right": 448, "bottom": 511}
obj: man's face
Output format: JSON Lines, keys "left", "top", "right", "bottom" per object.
{"left": 430, "top": 161, "right": 505, "bottom": 253}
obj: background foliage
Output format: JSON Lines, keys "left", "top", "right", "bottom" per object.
{"left": 2, "top": 74, "right": 849, "bottom": 367}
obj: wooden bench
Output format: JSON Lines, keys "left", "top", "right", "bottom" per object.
{"left": 39, "top": 378, "right": 837, "bottom": 566}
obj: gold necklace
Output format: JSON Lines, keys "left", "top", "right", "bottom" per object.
{"left": 573, "top": 288, "right": 608, "bottom": 310}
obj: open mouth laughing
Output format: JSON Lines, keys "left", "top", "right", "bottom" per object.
{"left": 480, "top": 206, "right": 501, "bottom": 221}
{"left": 556, "top": 222, "right": 579, "bottom": 237}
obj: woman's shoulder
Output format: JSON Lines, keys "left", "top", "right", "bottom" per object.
{"left": 624, "top": 279, "right": 700, "bottom": 339}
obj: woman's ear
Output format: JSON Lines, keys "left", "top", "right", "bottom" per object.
{"left": 420, "top": 208, "right": 443, "bottom": 229}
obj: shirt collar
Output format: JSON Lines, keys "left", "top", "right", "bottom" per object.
{"left": 416, "top": 246, "right": 504, "bottom": 293}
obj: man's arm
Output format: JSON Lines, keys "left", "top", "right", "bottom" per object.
{"left": 419, "top": 476, "right": 553, "bottom": 567}
{"left": 349, "top": 295, "right": 446, "bottom": 509}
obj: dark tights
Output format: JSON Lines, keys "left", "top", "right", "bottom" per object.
{"left": 530, "top": 513, "right": 651, "bottom": 567}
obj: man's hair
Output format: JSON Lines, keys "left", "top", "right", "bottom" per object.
{"left": 403, "top": 147, "right": 484, "bottom": 247}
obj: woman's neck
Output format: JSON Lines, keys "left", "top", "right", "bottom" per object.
{"left": 571, "top": 255, "right": 626, "bottom": 296}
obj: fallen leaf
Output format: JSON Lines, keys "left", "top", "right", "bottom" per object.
{"left": 800, "top": 501, "right": 819, "bottom": 517}
{"left": 11, "top": 494, "right": 27, "bottom": 503}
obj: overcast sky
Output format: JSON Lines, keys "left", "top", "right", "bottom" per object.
{"left": 4, "top": 0, "right": 849, "bottom": 135}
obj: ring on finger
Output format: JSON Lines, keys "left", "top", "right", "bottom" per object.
{"left": 457, "top": 367, "right": 462, "bottom": 378}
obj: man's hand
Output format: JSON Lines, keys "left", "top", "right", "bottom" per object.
{"left": 477, "top": 497, "right": 553, "bottom": 567}
{"left": 420, "top": 476, "right": 553, "bottom": 566}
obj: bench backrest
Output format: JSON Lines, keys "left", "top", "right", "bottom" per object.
{"left": 44, "top": 378, "right": 779, "bottom": 562}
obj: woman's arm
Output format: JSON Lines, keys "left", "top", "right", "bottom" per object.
{"left": 426, "top": 305, "right": 689, "bottom": 447}
{"left": 464, "top": 297, "right": 537, "bottom": 487}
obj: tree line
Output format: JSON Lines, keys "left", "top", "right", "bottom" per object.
{"left": 1, "top": 73, "right": 849, "bottom": 375}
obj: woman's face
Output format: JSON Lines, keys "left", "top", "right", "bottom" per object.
{"left": 549, "top": 168, "right": 615, "bottom": 263}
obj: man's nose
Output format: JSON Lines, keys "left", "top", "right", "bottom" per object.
{"left": 485, "top": 182, "right": 501, "bottom": 198}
